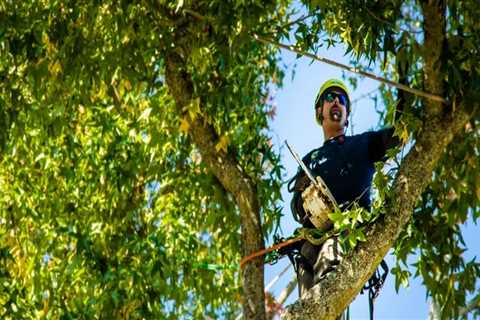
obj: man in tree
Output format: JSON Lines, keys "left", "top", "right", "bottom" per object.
{"left": 289, "top": 79, "right": 399, "bottom": 296}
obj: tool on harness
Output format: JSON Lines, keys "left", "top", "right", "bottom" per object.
{"left": 361, "top": 259, "right": 389, "bottom": 320}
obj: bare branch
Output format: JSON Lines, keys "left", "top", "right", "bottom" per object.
{"left": 253, "top": 35, "right": 447, "bottom": 104}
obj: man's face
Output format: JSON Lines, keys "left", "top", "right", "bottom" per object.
{"left": 317, "top": 89, "right": 348, "bottom": 129}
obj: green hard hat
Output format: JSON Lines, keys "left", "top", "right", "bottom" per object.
{"left": 314, "top": 78, "right": 350, "bottom": 109}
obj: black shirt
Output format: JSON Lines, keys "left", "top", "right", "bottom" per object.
{"left": 289, "top": 128, "right": 397, "bottom": 226}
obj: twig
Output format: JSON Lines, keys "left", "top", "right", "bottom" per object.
{"left": 459, "top": 293, "right": 480, "bottom": 317}
{"left": 278, "top": 13, "right": 316, "bottom": 30}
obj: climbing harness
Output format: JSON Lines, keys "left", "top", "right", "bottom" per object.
{"left": 361, "top": 259, "right": 389, "bottom": 320}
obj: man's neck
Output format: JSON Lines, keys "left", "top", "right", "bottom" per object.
{"left": 323, "top": 128, "right": 345, "bottom": 141}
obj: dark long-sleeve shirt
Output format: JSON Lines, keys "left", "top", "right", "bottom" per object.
{"left": 288, "top": 128, "right": 398, "bottom": 227}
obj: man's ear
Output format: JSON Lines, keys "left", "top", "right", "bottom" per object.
{"left": 316, "top": 106, "right": 323, "bottom": 123}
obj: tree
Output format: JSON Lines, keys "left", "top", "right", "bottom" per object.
{"left": 282, "top": 0, "right": 480, "bottom": 319}
{"left": 0, "top": 1, "right": 289, "bottom": 319}
{"left": 0, "top": 1, "right": 479, "bottom": 320}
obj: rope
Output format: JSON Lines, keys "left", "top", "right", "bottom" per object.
{"left": 253, "top": 35, "right": 447, "bottom": 104}
{"left": 240, "top": 237, "right": 303, "bottom": 269}
{"left": 240, "top": 228, "right": 336, "bottom": 269}
{"left": 183, "top": 9, "right": 448, "bottom": 104}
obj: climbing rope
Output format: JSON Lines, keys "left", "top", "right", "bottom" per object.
{"left": 240, "top": 237, "right": 303, "bottom": 269}
{"left": 253, "top": 35, "right": 447, "bottom": 104}
{"left": 240, "top": 228, "right": 336, "bottom": 269}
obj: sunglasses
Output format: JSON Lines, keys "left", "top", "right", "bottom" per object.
{"left": 322, "top": 91, "right": 348, "bottom": 106}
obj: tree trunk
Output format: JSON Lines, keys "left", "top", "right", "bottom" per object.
{"left": 165, "top": 52, "right": 266, "bottom": 320}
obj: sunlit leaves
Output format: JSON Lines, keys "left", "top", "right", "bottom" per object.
{"left": 0, "top": 0, "right": 289, "bottom": 318}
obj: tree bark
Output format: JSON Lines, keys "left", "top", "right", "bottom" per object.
{"left": 421, "top": 0, "right": 447, "bottom": 116}
{"left": 165, "top": 52, "right": 266, "bottom": 320}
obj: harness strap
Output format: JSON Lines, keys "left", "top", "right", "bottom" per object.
{"left": 362, "top": 259, "right": 389, "bottom": 320}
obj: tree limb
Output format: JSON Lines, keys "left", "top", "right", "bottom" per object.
{"left": 421, "top": 0, "right": 447, "bottom": 117}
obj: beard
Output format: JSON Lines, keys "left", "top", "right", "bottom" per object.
{"left": 329, "top": 104, "right": 343, "bottom": 122}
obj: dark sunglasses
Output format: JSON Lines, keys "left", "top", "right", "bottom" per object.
{"left": 322, "top": 91, "right": 348, "bottom": 106}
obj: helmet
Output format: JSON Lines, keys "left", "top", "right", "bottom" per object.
{"left": 314, "top": 78, "right": 350, "bottom": 110}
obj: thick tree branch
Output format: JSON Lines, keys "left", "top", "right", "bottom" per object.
{"left": 421, "top": 0, "right": 447, "bottom": 116}
{"left": 164, "top": 51, "right": 266, "bottom": 320}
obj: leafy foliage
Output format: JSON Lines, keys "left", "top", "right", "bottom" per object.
{"left": 1, "top": 0, "right": 479, "bottom": 319}
{"left": 0, "top": 0, "right": 288, "bottom": 318}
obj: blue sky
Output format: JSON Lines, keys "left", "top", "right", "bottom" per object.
{"left": 264, "top": 43, "right": 479, "bottom": 319}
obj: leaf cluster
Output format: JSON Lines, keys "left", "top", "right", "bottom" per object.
{"left": 0, "top": 0, "right": 291, "bottom": 318}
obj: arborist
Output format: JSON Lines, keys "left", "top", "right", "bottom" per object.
{"left": 288, "top": 78, "right": 401, "bottom": 299}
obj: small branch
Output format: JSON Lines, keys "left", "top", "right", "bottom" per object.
{"left": 180, "top": 7, "right": 446, "bottom": 104}
{"left": 278, "top": 13, "right": 315, "bottom": 30}
{"left": 459, "top": 293, "right": 480, "bottom": 317}
{"left": 178, "top": 7, "right": 447, "bottom": 104}
{"left": 364, "top": 6, "right": 392, "bottom": 26}
{"left": 351, "top": 88, "right": 379, "bottom": 105}
{"left": 183, "top": 8, "right": 207, "bottom": 21}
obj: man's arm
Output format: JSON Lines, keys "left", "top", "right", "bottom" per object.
{"left": 368, "top": 127, "right": 400, "bottom": 163}
{"left": 368, "top": 63, "right": 407, "bottom": 163}
{"left": 288, "top": 152, "right": 316, "bottom": 227}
